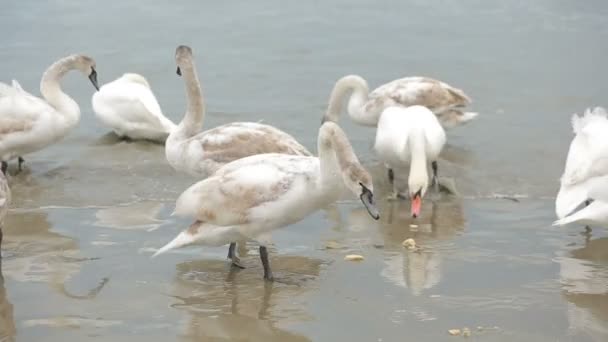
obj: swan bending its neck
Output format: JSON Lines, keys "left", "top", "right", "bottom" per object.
{"left": 318, "top": 122, "right": 378, "bottom": 218}
{"left": 40, "top": 54, "right": 99, "bottom": 123}
{"left": 324, "top": 75, "right": 375, "bottom": 126}
{"left": 175, "top": 45, "right": 205, "bottom": 137}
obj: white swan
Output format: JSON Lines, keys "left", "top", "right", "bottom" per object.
{"left": 0, "top": 54, "right": 99, "bottom": 174}
{"left": 323, "top": 75, "right": 477, "bottom": 129}
{"left": 154, "top": 121, "right": 380, "bottom": 280}
{"left": 165, "top": 45, "right": 311, "bottom": 178}
{"left": 0, "top": 170, "right": 10, "bottom": 248}
{"left": 92, "top": 73, "right": 176, "bottom": 142}
{"left": 374, "top": 105, "right": 446, "bottom": 218}
{"left": 554, "top": 107, "right": 608, "bottom": 228}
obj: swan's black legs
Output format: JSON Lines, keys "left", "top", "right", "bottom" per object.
{"left": 1, "top": 162, "right": 7, "bottom": 176}
{"left": 388, "top": 168, "right": 394, "bottom": 185}
{"left": 432, "top": 161, "right": 439, "bottom": 191}
{"left": 259, "top": 246, "right": 273, "bottom": 281}
{"left": 584, "top": 200, "right": 592, "bottom": 233}
{"left": 17, "top": 157, "right": 24, "bottom": 172}
{"left": 227, "top": 242, "right": 245, "bottom": 269}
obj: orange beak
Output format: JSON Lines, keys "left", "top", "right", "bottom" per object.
{"left": 411, "top": 194, "right": 422, "bottom": 218}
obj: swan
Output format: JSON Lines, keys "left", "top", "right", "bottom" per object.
{"left": 92, "top": 73, "right": 176, "bottom": 142}
{"left": 554, "top": 107, "right": 608, "bottom": 228}
{"left": 154, "top": 121, "right": 380, "bottom": 280}
{"left": 374, "top": 105, "right": 446, "bottom": 218}
{"left": 0, "top": 54, "right": 99, "bottom": 174}
{"left": 165, "top": 45, "right": 311, "bottom": 178}
{"left": 0, "top": 170, "right": 9, "bottom": 249}
{"left": 323, "top": 75, "right": 477, "bottom": 129}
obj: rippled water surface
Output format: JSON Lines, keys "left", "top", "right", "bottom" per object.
{"left": 1, "top": 0, "right": 607, "bottom": 341}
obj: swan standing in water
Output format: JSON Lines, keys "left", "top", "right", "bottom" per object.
{"left": 0, "top": 54, "right": 99, "bottom": 174}
{"left": 165, "top": 45, "right": 311, "bottom": 178}
{"left": 154, "top": 121, "right": 380, "bottom": 280}
{"left": 374, "top": 106, "right": 446, "bottom": 218}
{"left": 0, "top": 170, "right": 9, "bottom": 249}
{"left": 92, "top": 73, "right": 176, "bottom": 142}
{"left": 323, "top": 75, "right": 477, "bottom": 129}
{"left": 554, "top": 107, "right": 608, "bottom": 229}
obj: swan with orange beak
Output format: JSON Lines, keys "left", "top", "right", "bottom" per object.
{"left": 374, "top": 105, "right": 446, "bottom": 218}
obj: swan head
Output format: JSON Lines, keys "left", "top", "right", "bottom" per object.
{"left": 408, "top": 170, "right": 429, "bottom": 219}
{"left": 175, "top": 45, "right": 193, "bottom": 77}
{"left": 72, "top": 55, "right": 99, "bottom": 91}
{"left": 343, "top": 166, "right": 380, "bottom": 220}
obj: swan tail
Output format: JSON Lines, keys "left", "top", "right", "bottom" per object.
{"left": 152, "top": 221, "right": 206, "bottom": 257}
{"left": 152, "top": 230, "right": 196, "bottom": 257}
{"left": 458, "top": 111, "right": 479, "bottom": 123}
{"left": 437, "top": 110, "right": 479, "bottom": 129}
{"left": 552, "top": 215, "right": 578, "bottom": 227}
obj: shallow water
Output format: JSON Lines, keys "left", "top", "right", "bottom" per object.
{"left": 1, "top": 0, "right": 608, "bottom": 341}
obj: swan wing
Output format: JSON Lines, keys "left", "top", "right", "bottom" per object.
{"left": 93, "top": 79, "right": 170, "bottom": 132}
{"left": 174, "top": 154, "right": 313, "bottom": 225}
{"left": 556, "top": 108, "right": 608, "bottom": 218}
{"left": 197, "top": 122, "right": 312, "bottom": 164}
{"left": 0, "top": 84, "right": 53, "bottom": 138}
{"left": 561, "top": 108, "right": 608, "bottom": 187}
{"left": 368, "top": 77, "right": 471, "bottom": 114}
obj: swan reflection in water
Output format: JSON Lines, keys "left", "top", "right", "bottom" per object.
{"left": 558, "top": 237, "right": 608, "bottom": 340}
{"left": 0, "top": 262, "right": 16, "bottom": 342}
{"left": 1, "top": 210, "right": 107, "bottom": 300}
{"left": 170, "top": 254, "right": 324, "bottom": 341}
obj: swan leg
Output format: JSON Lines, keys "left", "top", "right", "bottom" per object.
{"left": 17, "top": 157, "right": 24, "bottom": 172}
{"left": 1, "top": 162, "right": 7, "bottom": 176}
{"left": 259, "top": 246, "right": 273, "bottom": 281}
{"left": 227, "top": 242, "right": 245, "bottom": 269}
{"left": 431, "top": 161, "right": 439, "bottom": 192}
{"left": 386, "top": 168, "right": 403, "bottom": 200}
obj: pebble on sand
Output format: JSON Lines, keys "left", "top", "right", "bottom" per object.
{"left": 344, "top": 254, "right": 364, "bottom": 261}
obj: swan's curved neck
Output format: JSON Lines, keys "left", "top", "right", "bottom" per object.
{"left": 324, "top": 75, "right": 374, "bottom": 126}
{"left": 317, "top": 123, "right": 361, "bottom": 188}
{"left": 39, "top": 57, "right": 80, "bottom": 122}
{"left": 408, "top": 130, "right": 428, "bottom": 190}
{"left": 177, "top": 62, "right": 205, "bottom": 137}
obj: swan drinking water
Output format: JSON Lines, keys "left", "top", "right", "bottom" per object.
{"left": 154, "top": 121, "right": 380, "bottom": 280}
{"left": 323, "top": 75, "right": 477, "bottom": 130}
{"left": 92, "top": 73, "right": 176, "bottom": 142}
{"left": 165, "top": 45, "right": 311, "bottom": 178}
{"left": 374, "top": 105, "right": 446, "bottom": 218}
{"left": 554, "top": 107, "right": 608, "bottom": 229}
{"left": 0, "top": 54, "right": 100, "bottom": 174}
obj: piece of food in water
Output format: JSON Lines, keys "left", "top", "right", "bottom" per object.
{"left": 448, "top": 329, "right": 461, "bottom": 336}
{"left": 344, "top": 254, "right": 364, "bottom": 261}
{"left": 402, "top": 238, "right": 417, "bottom": 250}
{"left": 324, "top": 241, "right": 343, "bottom": 249}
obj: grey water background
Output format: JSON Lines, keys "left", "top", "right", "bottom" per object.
{"left": 0, "top": 0, "right": 607, "bottom": 341}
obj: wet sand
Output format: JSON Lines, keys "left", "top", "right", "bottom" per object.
{"left": 1, "top": 0, "right": 608, "bottom": 341}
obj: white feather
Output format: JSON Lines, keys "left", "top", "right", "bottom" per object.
{"left": 555, "top": 107, "right": 608, "bottom": 227}
{"left": 92, "top": 73, "right": 176, "bottom": 142}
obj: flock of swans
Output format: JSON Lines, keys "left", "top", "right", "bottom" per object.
{"left": 0, "top": 44, "right": 603, "bottom": 280}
